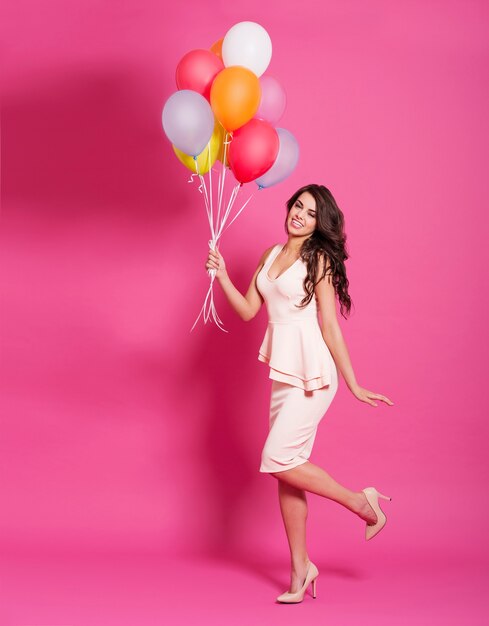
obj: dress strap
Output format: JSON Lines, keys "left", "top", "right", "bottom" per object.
{"left": 264, "top": 243, "right": 283, "bottom": 268}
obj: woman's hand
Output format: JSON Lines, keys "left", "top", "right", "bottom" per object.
{"left": 206, "top": 247, "right": 227, "bottom": 280}
{"left": 351, "top": 385, "right": 394, "bottom": 407}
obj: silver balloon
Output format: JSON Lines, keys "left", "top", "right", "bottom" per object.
{"left": 162, "top": 90, "right": 214, "bottom": 157}
{"left": 255, "top": 128, "right": 299, "bottom": 189}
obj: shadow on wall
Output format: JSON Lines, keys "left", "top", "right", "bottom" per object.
{"left": 2, "top": 64, "right": 272, "bottom": 554}
{"left": 2, "top": 66, "right": 190, "bottom": 217}
{"left": 188, "top": 262, "right": 271, "bottom": 555}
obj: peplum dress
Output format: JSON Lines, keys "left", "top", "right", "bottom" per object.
{"left": 256, "top": 243, "right": 339, "bottom": 473}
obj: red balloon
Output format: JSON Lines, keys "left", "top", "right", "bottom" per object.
{"left": 176, "top": 49, "right": 224, "bottom": 101}
{"left": 228, "top": 119, "right": 279, "bottom": 184}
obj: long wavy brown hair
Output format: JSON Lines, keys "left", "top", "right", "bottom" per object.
{"left": 285, "top": 184, "right": 353, "bottom": 319}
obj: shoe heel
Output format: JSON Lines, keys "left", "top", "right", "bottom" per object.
{"left": 376, "top": 490, "right": 392, "bottom": 501}
{"left": 312, "top": 577, "right": 317, "bottom": 599}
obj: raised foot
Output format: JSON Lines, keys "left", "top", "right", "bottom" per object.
{"left": 356, "top": 491, "right": 378, "bottom": 525}
{"left": 361, "top": 487, "right": 392, "bottom": 541}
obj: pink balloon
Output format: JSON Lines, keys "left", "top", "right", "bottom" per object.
{"left": 228, "top": 119, "right": 279, "bottom": 184}
{"left": 176, "top": 49, "right": 224, "bottom": 101}
{"left": 255, "top": 76, "right": 287, "bottom": 125}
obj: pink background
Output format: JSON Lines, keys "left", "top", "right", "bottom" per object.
{"left": 1, "top": 0, "right": 488, "bottom": 624}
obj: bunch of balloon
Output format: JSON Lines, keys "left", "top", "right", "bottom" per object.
{"left": 161, "top": 21, "right": 300, "bottom": 332}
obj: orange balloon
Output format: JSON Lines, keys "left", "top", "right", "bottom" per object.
{"left": 210, "top": 38, "right": 223, "bottom": 60}
{"left": 210, "top": 66, "right": 261, "bottom": 132}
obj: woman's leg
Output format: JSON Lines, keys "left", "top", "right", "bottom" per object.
{"left": 278, "top": 480, "right": 312, "bottom": 593}
{"left": 272, "top": 461, "right": 378, "bottom": 524}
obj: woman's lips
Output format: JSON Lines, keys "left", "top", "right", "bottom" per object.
{"left": 291, "top": 218, "right": 303, "bottom": 228}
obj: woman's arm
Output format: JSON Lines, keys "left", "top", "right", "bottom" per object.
{"left": 314, "top": 257, "right": 358, "bottom": 391}
{"left": 314, "top": 256, "right": 394, "bottom": 407}
{"left": 206, "top": 245, "right": 275, "bottom": 322}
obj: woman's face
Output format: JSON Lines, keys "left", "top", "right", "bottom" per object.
{"left": 287, "top": 191, "right": 317, "bottom": 236}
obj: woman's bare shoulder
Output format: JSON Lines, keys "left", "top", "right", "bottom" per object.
{"left": 259, "top": 243, "right": 279, "bottom": 264}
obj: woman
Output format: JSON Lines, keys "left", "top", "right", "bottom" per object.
{"left": 205, "top": 183, "right": 394, "bottom": 604}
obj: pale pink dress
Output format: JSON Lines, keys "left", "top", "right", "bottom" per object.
{"left": 256, "top": 243, "right": 339, "bottom": 473}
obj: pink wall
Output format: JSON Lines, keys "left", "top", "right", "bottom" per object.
{"left": 1, "top": 0, "right": 488, "bottom": 560}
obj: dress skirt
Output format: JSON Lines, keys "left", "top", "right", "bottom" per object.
{"left": 259, "top": 366, "right": 339, "bottom": 473}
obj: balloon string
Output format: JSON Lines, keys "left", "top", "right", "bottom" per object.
{"left": 191, "top": 183, "right": 250, "bottom": 333}
{"left": 216, "top": 162, "right": 223, "bottom": 228}
{"left": 220, "top": 191, "right": 256, "bottom": 236}
{"left": 207, "top": 142, "right": 214, "bottom": 238}
{"left": 191, "top": 155, "right": 223, "bottom": 331}
{"left": 217, "top": 183, "right": 241, "bottom": 240}
{"left": 215, "top": 182, "right": 241, "bottom": 241}
{"left": 194, "top": 157, "right": 216, "bottom": 242}
{"left": 190, "top": 271, "right": 228, "bottom": 333}
{"left": 190, "top": 133, "right": 247, "bottom": 334}
{"left": 191, "top": 275, "right": 213, "bottom": 332}
{"left": 191, "top": 138, "right": 225, "bottom": 333}
{"left": 215, "top": 183, "right": 238, "bottom": 241}
{"left": 216, "top": 132, "right": 230, "bottom": 230}
{"left": 216, "top": 149, "right": 224, "bottom": 228}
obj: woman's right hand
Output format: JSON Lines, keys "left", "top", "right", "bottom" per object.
{"left": 206, "top": 247, "right": 227, "bottom": 279}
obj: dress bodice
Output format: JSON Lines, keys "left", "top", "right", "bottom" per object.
{"left": 256, "top": 244, "right": 336, "bottom": 391}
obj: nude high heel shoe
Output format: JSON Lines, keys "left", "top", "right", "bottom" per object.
{"left": 276, "top": 561, "right": 319, "bottom": 603}
{"left": 362, "top": 487, "right": 392, "bottom": 541}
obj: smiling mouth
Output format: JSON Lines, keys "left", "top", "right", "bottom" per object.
{"left": 291, "top": 218, "right": 303, "bottom": 228}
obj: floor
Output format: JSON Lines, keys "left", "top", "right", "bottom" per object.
{"left": 2, "top": 547, "right": 488, "bottom": 625}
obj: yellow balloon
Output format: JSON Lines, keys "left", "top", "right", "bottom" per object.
{"left": 173, "top": 121, "right": 224, "bottom": 174}
{"left": 215, "top": 121, "right": 230, "bottom": 167}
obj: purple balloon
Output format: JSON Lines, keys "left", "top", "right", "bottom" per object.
{"left": 162, "top": 89, "right": 214, "bottom": 156}
{"left": 255, "top": 128, "right": 299, "bottom": 189}
{"left": 255, "top": 76, "right": 286, "bottom": 125}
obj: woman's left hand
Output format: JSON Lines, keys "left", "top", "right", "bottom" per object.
{"left": 351, "top": 385, "right": 394, "bottom": 407}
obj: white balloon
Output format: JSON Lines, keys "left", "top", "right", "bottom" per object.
{"left": 222, "top": 21, "right": 272, "bottom": 77}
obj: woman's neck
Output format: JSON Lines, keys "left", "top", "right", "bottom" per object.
{"left": 283, "top": 235, "right": 309, "bottom": 255}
